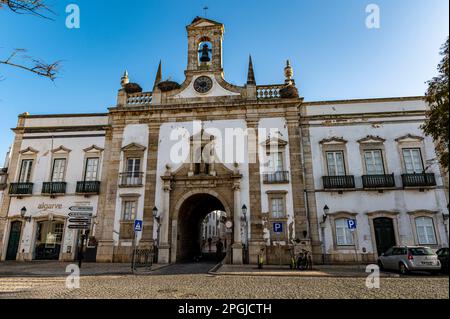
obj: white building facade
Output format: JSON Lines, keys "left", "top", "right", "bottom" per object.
{"left": 0, "top": 17, "right": 448, "bottom": 265}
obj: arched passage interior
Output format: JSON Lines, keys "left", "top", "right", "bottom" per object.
{"left": 177, "top": 193, "right": 226, "bottom": 262}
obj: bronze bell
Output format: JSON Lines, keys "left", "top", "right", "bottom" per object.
{"left": 199, "top": 43, "right": 212, "bottom": 62}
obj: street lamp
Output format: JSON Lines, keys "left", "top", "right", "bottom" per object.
{"left": 241, "top": 204, "right": 249, "bottom": 264}
{"left": 322, "top": 205, "right": 329, "bottom": 223}
{"left": 20, "top": 206, "right": 31, "bottom": 222}
{"left": 152, "top": 206, "right": 160, "bottom": 263}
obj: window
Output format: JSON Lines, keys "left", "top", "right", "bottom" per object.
{"left": 326, "top": 151, "right": 345, "bottom": 176}
{"left": 364, "top": 150, "right": 384, "bottom": 175}
{"left": 84, "top": 158, "right": 99, "bottom": 181}
{"left": 122, "top": 201, "right": 137, "bottom": 221}
{"left": 415, "top": 217, "right": 437, "bottom": 245}
{"left": 51, "top": 159, "right": 66, "bottom": 182}
{"left": 126, "top": 158, "right": 141, "bottom": 174}
{"left": 271, "top": 198, "right": 285, "bottom": 219}
{"left": 267, "top": 152, "right": 284, "bottom": 173}
{"left": 18, "top": 159, "right": 33, "bottom": 183}
{"left": 335, "top": 218, "right": 354, "bottom": 246}
{"left": 402, "top": 149, "right": 424, "bottom": 174}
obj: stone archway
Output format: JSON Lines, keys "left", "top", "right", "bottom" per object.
{"left": 175, "top": 191, "right": 229, "bottom": 262}
{"left": 159, "top": 162, "right": 241, "bottom": 264}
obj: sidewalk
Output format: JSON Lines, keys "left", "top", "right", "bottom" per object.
{"left": 0, "top": 261, "right": 169, "bottom": 277}
{"left": 212, "top": 264, "right": 400, "bottom": 278}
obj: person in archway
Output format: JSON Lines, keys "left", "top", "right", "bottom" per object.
{"left": 216, "top": 238, "right": 224, "bottom": 261}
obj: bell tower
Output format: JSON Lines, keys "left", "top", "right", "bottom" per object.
{"left": 186, "top": 17, "right": 224, "bottom": 74}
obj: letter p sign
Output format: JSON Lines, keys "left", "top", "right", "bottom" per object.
{"left": 273, "top": 222, "right": 283, "bottom": 233}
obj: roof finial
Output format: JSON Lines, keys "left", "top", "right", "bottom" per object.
{"left": 153, "top": 60, "right": 162, "bottom": 90}
{"left": 284, "top": 60, "right": 294, "bottom": 85}
{"left": 247, "top": 55, "right": 256, "bottom": 85}
{"left": 203, "top": 6, "right": 209, "bottom": 17}
{"left": 121, "top": 70, "right": 129, "bottom": 87}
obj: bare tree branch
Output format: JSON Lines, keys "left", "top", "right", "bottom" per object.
{"left": 0, "top": 0, "right": 55, "bottom": 20}
{"left": 0, "top": 48, "right": 60, "bottom": 80}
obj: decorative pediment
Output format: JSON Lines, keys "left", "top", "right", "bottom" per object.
{"left": 262, "top": 136, "right": 288, "bottom": 148}
{"left": 319, "top": 137, "right": 347, "bottom": 145}
{"left": 189, "top": 17, "right": 224, "bottom": 29}
{"left": 357, "top": 135, "right": 386, "bottom": 144}
{"left": 83, "top": 145, "right": 104, "bottom": 153}
{"left": 51, "top": 145, "right": 72, "bottom": 154}
{"left": 20, "top": 147, "right": 39, "bottom": 155}
{"left": 395, "top": 134, "right": 424, "bottom": 143}
{"left": 121, "top": 143, "right": 147, "bottom": 152}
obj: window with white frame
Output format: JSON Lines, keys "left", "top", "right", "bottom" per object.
{"left": 51, "top": 158, "right": 66, "bottom": 182}
{"left": 271, "top": 197, "right": 285, "bottom": 219}
{"left": 267, "top": 152, "right": 284, "bottom": 173}
{"left": 364, "top": 150, "right": 384, "bottom": 175}
{"left": 402, "top": 148, "right": 424, "bottom": 174}
{"left": 84, "top": 157, "right": 99, "bottom": 181}
{"left": 326, "top": 151, "right": 346, "bottom": 176}
{"left": 335, "top": 218, "right": 354, "bottom": 246}
{"left": 415, "top": 217, "right": 437, "bottom": 245}
{"left": 18, "top": 159, "right": 33, "bottom": 183}
{"left": 122, "top": 200, "right": 137, "bottom": 221}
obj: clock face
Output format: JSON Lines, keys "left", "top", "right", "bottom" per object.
{"left": 194, "top": 76, "right": 213, "bottom": 93}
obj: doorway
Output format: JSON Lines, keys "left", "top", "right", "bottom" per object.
{"left": 176, "top": 193, "right": 228, "bottom": 263}
{"left": 34, "top": 220, "right": 64, "bottom": 260}
{"left": 373, "top": 217, "right": 396, "bottom": 256}
{"left": 6, "top": 221, "right": 22, "bottom": 260}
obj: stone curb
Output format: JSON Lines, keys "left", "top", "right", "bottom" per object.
{"left": 0, "top": 263, "right": 174, "bottom": 278}
{"left": 209, "top": 265, "right": 401, "bottom": 278}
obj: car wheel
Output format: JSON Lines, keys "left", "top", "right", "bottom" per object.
{"left": 399, "top": 263, "right": 409, "bottom": 275}
{"left": 377, "top": 260, "right": 384, "bottom": 271}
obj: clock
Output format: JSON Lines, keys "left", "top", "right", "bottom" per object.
{"left": 194, "top": 76, "right": 213, "bottom": 93}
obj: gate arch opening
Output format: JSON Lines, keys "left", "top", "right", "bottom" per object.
{"left": 176, "top": 193, "right": 228, "bottom": 262}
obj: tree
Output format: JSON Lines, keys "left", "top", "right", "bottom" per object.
{"left": 422, "top": 38, "right": 449, "bottom": 171}
{"left": 0, "top": 0, "right": 60, "bottom": 80}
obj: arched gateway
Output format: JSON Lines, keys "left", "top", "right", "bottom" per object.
{"left": 157, "top": 162, "right": 242, "bottom": 264}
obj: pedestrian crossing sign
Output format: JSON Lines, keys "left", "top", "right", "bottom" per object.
{"left": 134, "top": 220, "right": 143, "bottom": 232}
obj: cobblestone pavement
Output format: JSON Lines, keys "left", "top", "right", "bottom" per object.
{"left": 0, "top": 263, "right": 447, "bottom": 299}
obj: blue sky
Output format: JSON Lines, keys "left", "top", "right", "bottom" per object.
{"left": 0, "top": 0, "right": 448, "bottom": 159}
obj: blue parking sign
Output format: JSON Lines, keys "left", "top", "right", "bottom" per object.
{"left": 134, "top": 220, "right": 143, "bottom": 232}
{"left": 273, "top": 222, "right": 283, "bottom": 233}
{"left": 347, "top": 219, "right": 357, "bottom": 231}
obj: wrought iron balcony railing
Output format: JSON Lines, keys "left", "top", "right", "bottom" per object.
{"left": 76, "top": 181, "right": 101, "bottom": 194}
{"left": 9, "top": 183, "right": 33, "bottom": 195}
{"left": 401, "top": 173, "right": 436, "bottom": 188}
{"left": 323, "top": 175, "right": 355, "bottom": 189}
{"left": 263, "top": 171, "right": 290, "bottom": 184}
{"left": 119, "top": 172, "right": 144, "bottom": 187}
{"left": 42, "top": 182, "right": 67, "bottom": 195}
{"left": 362, "top": 174, "right": 396, "bottom": 188}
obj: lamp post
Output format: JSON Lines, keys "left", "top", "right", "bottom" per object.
{"left": 443, "top": 206, "right": 449, "bottom": 245}
{"left": 20, "top": 206, "right": 31, "bottom": 222}
{"left": 321, "top": 205, "right": 329, "bottom": 264}
{"left": 152, "top": 206, "right": 160, "bottom": 263}
{"left": 241, "top": 204, "right": 248, "bottom": 264}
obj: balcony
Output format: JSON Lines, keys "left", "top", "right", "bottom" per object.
{"left": 263, "top": 171, "right": 290, "bottom": 184}
{"left": 362, "top": 174, "right": 396, "bottom": 189}
{"left": 42, "top": 182, "right": 67, "bottom": 195}
{"left": 119, "top": 172, "right": 144, "bottom": 187}
{"left": 323, "top": 175, "right": 355, "bottom": 190}
{"left": 402, "top": 173, "right": 436, "bottom": 188}
{"left": 76, "top": 181, "right": 101, "bottom": 195}
{"left": 9, "top": 183, "right": 33, "bottom": 196}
